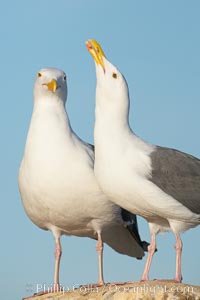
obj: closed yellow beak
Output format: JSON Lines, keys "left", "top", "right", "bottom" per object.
{"left": 43, "top": 79, "right": 57, "bottom": 92}
{"left": 86, "top": 39, "right": 106, "bottom": 72}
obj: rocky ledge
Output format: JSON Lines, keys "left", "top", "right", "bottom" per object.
{"left": 23, "top": 281, "right": 200, "bottom": 300}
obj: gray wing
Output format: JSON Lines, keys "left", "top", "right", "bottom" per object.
{"left": 149, "top": 146, "right": 200, "bottom": 214}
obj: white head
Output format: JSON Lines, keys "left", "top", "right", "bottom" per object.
{"left": 34, "top": 68, "right": 67, "bottom": 105}
{"left": 86, "top": 40, "right": 130, "bottom": 122}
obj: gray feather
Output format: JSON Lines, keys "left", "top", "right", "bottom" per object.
{"left": 150, "top": 146, "right": 200, "bottom": 214}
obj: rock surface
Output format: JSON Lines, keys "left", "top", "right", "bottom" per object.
{"left": 23, "top": 281, "right": 200, "bottom": 300}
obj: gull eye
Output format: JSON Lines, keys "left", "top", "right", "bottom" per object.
{"left": 63, "top": 74, "right": 66, "bottom": 81}
{"left": 38, "top": 72, "right": 42, "bottom": 78}
{"left": 112, "top": 72, "right": 117, "bottom": 79}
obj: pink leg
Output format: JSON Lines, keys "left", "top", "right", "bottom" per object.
{"left": 23, "top": 237, "right": 62, "bottom": 299}
{"left": 53, "top": 237, "right": 62, "bottom": 290}
{"left": 174, "top": 234, "right": 183, "bottom": 283}
{"left": 78, "top": 232, "right": 105, "bottom": 288}
{"left": 96, "top": 232, "right": 105, "bottom": 286}
{"left": 141, "top": 233, "right": 156, "bottom": 281}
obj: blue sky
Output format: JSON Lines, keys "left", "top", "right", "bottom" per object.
{"left": 1, "top": 1, "right": 200, "bottom": 299}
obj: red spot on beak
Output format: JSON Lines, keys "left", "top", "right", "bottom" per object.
{"left": 86, "top": 42, "right": 93, "bottom": 51}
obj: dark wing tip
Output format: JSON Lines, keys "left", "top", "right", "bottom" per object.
{"left": 121, "top": 208, "right": 150, "bottom": 252}
{"left": 140, "top": 241, "right": 149, "bottom": 252}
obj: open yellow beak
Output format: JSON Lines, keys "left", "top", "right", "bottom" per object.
{"left": 42, "top": 79, "right": 57, "bottom": 92}
{"left": 86, "top": 39, "right": 106, "bottom": 72}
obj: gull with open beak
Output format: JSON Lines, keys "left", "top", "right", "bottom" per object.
{"left": 86, "top": 39, "right": 200, "bottom": 282}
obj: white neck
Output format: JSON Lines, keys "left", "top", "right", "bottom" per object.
{"left": 94, "top": 86, "right": 132, "bottom": 143}
{"left": 23, "top": 95, "right": 74, "bottom": 162}
{"left": 32, "top": 95, "right": 72, "bottom": 134}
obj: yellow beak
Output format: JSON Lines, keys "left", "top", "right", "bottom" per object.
{"left": 86, "top": 39, "right": 106, "bottom": 72}
{"left": 42, "top": 79, "right": 57, "bottom": 92}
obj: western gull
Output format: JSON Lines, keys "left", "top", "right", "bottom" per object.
{"left": 18, "top": 68, "right": 147, "bottom": 290}
{"left": 86, "top": 39, "right": 200, "bottom": 282}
